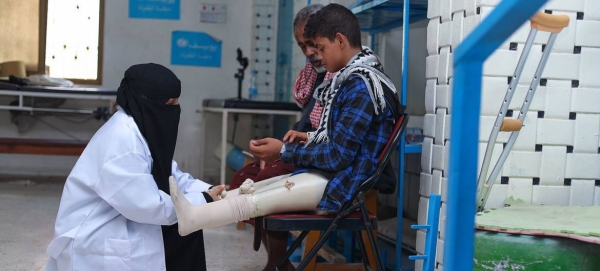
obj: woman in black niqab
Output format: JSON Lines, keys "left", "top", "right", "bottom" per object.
{"left": 117, "top": 63, "right": 207, "bottom": 271}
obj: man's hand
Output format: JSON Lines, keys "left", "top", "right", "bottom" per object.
{"left": 283, "top": 130, "right": 308, "bottom": 143}
{"left": 249, "top": 137, "right": 284, "bottom": 163}
{"left": 207, "top": 185, "right": 225, "bottom": 201}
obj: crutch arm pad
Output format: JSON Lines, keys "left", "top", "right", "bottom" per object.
{"left": 530, "top": 12, "right": 570, "bottom": 33}
{"left": 500, "top": 119, "right": 522, "bottom": 132}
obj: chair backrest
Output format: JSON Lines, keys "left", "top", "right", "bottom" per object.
{"left": 346, "top": 113, "right": 410, "bottom": 207}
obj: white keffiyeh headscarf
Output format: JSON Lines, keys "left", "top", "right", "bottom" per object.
{"left": 306, "top": 47, "right": 397, "bottom": 145}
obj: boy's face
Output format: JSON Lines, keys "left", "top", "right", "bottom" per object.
{"left": 309, "top": 34, "right": 346, "bottom": 73}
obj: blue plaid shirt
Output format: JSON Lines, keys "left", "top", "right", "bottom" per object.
{"left": 281, "top": 75, "right": 396, "bottom": 212}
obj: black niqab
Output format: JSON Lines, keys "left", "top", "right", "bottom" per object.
{"left": 116, "top": 63, "right": 181, "bottom": 193}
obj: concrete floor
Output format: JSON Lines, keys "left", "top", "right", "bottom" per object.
{"left": 0, "top": 177, "right": 267, "bottom": 271}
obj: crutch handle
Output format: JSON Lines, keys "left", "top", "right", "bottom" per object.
{"left": 530, "top": 12, "right": 570, "bottom": 33}
{"left": 500, "top": 119, "right": 522, "bottom": 132}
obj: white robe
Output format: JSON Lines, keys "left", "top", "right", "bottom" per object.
{"left": 45, "top": 110, "right": 211, "bottom": 271}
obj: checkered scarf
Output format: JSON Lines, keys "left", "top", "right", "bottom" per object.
{"left": 293, "top": 63, "right": 335, "bottom": 129}
{"left": 306, "top": 47, "right": 396, "bottom": 145}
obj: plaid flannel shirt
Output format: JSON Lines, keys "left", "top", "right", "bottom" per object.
{"left": 280, "top": 75, "right": 395, "bottom": 212}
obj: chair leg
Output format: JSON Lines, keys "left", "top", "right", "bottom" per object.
{"left": 273, "top": 230, "right": 310, "bottom": 271}
{"left": 360, "top": 205, "right": 385, "bottom": 271}
{"left": 355, "top": 231, "right": 372, "bottom": 271}
{"left": 301, "top": 231, "right": 321, "bottom": 270}
{"left": 295, "top": 219, "right": 340, "bottom": 271}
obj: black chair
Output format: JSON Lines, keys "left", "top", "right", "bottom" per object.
{"left": 257, "top": 113, "right": 409, "bottom": 271}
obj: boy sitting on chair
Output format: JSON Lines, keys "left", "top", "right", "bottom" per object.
{"left": 169, "top": 2, "right": 404, "bottom": 238}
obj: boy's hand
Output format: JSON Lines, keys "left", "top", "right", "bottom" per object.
{"left": 249, "top": 138, "right": 283, "bottom": 163}
{"left": 283, "top": 130, "right": 308, "bottom": 143}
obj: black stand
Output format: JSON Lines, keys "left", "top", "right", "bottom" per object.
{"left": 233, "top": 48, "right": 249, "bottom": 101}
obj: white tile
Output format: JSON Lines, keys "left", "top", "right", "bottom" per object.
{"left": 510, "top": 84, "right": 547, "bottom": 112}
{"left": 507, "top": 177, "right": 533, "bottom": 203}
{"left": 415, "top": 257, "right": 424, "bottom": 271}
{"left": 540, "top": 146, "right": 567, "bottom": 185}
{"left": 569, "top": 179, "right": 596, "bottom": 206}
{"left": 542, "top": 53, "right": 581, "bottom": 80}
{"left": 436, "top": 84, "right": 451, "bottom": 111}
{"left": 439, "top": 202, "right": 447, "bottom": 239}
{"left": 416, "top": 228, "right": 426, "bottom": 255}
{"left": 445, "top": 115, "right": 451, "bottom": 141}
{"left": 547, "top": 12, "right": 577, "bottom": 53}
{"left": 440, "top": 0, "right": 452, "bottom": 23}
{"left": 438, "top": 46, "right": 451, "bottom": 85}
{"left": 435, "top": 108, "right": 448, "bottom": 146}
{"left": 484, "top": 184, "right": 508, "bottom": 209}
{"left": 422, "top": 137, "right": 434, "bottom": 174}
{"left": 584, "top": 0, "right": 600, "bottom": 21}
{"left": 432, "top": 144, "right": 446, "bottom": 171}
{"left": 465, "top": 0, "right": 477, "bottom": 17}
{"left": 544, "top": 80, "right": 572, "bottom": 119}
{"left": 452, "top": 0, "right": 466, "bottom": 14}
{"left": 507, "top": 21, "right": 551, "bottom": 45}
{"left": 451, "top": 12, "right": 463, "bottom": 59}
{"left": 575, "top": 20, "right": 600, "bottom": 47}
{"left": 536, "top": 119, "right": 575, "bottom": 146}
{"left": 574, "top": 114, "right": 600, "bottom": 153}
{"left": 512, "top": 114, "right": 538, "bottom": 152}
{"left": 502, "top": 151, "right": 541, "bottom": 177}
{"left": 480, "top": 77, "right": 508, "bottom": 116}
{"left": 532, "top": 185, "right": 570, "bottom": 206}
{"left": 546, "top": 0, "right": 584, "bottom": 12}
{"left": 437, "top": 263, "right": 444, "bottom": 271}
{"left": 428, "top": 0, "right": 442, "bottom": 19}
{"left": 426, "top": 79, "right": 437, "bottom": 114}
{"left": 594, "top": 186, "right": 600, "bottom": 206}
{"left": 441, "top": 177, "right": 448, "bottom": 202}
{"left": 477, "top": 142, "right": 504, "bottom": 184}
{"left": 426, "top": 55, "right": 440, "bottom": 80}
{"left": 428, "top": 20, "right": 440, "bottom": 56}
{"left": 424, "top": 113, "right": 437, "bottom": 138}
{"left": 418, "top": 196, "right": 429, "bottom": 226}
{"left": 565, "top": 153, "right": 600, "bottom": 179}
{"left": 462, "top": 13, "right": 481, "bottom": 37}
{"left": 484, "top": 50, "right": 518, "bottom": 77}
{"left": 438, "top": 21, "right": 452, "bottom": 48}
{"left": 436, "top": 238, "right": 445, "bottom": 265}
{"left": 432, "top": 169, "right": 443, "bottom": 195}
{"left": 477, "top": 0, "right": 500, "bottom": 6}
{"left": 570, "top": 88, "right": 600, "bottom": 113}
{"left": 420, "top": 172, "right": 433, "bottom": 196}
{"left": 579, "top": 47, "right": 600, "bottom": 88}
{"left": 443, "top": 142, "right": 450, "bottom": 174}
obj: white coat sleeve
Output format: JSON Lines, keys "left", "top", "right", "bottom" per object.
{"left": 170, "top": 160, "right": 212, "bottom": 205}
{"left": 95, "top": 151, "right": 207, "bottom": 225}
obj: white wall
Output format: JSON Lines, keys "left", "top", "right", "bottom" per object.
{"left": 419, "top": 0, "right": 600, "bottom": 270}
{"left": 0, "top": 0, "right": 255, "bottom": 181}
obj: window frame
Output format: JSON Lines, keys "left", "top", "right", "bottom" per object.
{"left": 38, "top": 0, "right": 104, "bottom": 85}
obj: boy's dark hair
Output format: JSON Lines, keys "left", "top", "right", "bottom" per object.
{"left": 293, "top": 4, "right": 324, "bottom": 32}
{"left": 303, "top": 3, "right": 362, "bottom": 48}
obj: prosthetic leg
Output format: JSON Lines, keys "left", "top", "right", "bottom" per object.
{"left": 476, "top": 12, "right": 569, "bottom": 212}
{"left": 169, "top": 173, "right": 328, "bottom": 236}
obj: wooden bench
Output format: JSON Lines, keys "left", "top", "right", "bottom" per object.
{"left": 0, "top": 138, "right": 87, "bottom": 156}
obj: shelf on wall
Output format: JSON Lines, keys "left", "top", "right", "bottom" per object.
{"left": 350, "top": 0, "right": 429, "bottom": 34}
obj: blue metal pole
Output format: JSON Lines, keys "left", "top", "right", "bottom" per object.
{"left": 445, "top": 0, "right": 548, "bottom": 270}
{"left": 396, "top": 0, "right": 410, "bottom": 270}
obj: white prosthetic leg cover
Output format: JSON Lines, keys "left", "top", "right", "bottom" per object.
{"left": 169, "top": 177, "right": 257, "bottom": 236}
{"left": 222, "top": 174, "right": 290, "bottom": 199}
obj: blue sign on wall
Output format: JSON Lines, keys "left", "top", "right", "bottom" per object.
{"left": 171, "top": 31, "right": 222, "bottom": 67}
{"left": 129, "top": 0, "right": 180, "bottom": 20}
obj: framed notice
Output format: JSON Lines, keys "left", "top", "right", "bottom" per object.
{"left": 171, "top": 31, "right": 222, "bottom": 67}
{"left": 129, "top": 0, "right": 180, "bottom": 20}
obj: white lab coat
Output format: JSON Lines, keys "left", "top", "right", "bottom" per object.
{"left": 45, "top": 110, "right": 211, "bottom": 271}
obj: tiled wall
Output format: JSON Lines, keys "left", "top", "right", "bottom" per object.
{"left": 419, "top": 0, "right": 600, "bottom": 270}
